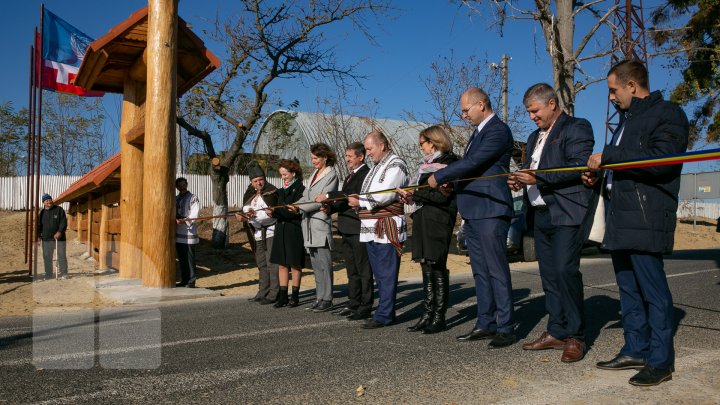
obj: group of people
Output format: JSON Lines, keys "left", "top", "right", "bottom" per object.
{"left": 165, "top": 60, "right": 689, "bottom": 388}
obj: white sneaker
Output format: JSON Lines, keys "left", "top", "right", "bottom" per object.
{"left": 58, "top": 275, "right": 69, "bottom": 280}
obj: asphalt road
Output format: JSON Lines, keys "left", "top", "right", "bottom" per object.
{"left": 1, "top": 250, "right": 719, "bottom": 404}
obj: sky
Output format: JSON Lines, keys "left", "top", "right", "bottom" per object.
{"left": 2, "top": 0, "right": 711, "bottom": 173}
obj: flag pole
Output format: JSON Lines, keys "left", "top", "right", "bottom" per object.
{"left": 25, "top": 43, "right": 35, "bottom": 270}
{"left": 33, "top": 4, "right": 45, "bottom": 279}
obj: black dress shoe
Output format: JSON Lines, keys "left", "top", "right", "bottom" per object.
{"left": 332, "top": 307, "right": 354, "bottom": 316}
{"left": 248, "top": 296, "right": 262, "bottom": 302}
{"left": 596, "top": 354, "right": 646, "bottom": 370}
{"left": 629, "top": 366, "right": 672, "bottom": 386}
{"left": 347, "top": 312, "right": 370, "bottom": 321}
{"left": 456, "top": 328, "right": 496, "bottom": 342}
{"left": 362, "top": 319, "right": 386, "bottom": 329}
{"left": 488, "top": 333, "right": 516, "bottom": 349}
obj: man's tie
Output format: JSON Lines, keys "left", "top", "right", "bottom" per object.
{"left": 465, "top": 129, "right": 479, "bottom": 154}
{"left": 345, "top": 170, "right": 355, "bottom": 187}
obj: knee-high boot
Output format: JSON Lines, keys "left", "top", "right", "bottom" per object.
{"left": 407, "top": 263, "right": 433, "bottom": 332}
{"left": 423, "top": 268, "right": 449, "bottom": 334}
{"left": 288, "top": 286, "right": 300, "bottom": 307}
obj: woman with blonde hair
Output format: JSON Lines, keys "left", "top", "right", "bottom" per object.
{"left": 398, "top": 125, "right": 458, "bottom": 333}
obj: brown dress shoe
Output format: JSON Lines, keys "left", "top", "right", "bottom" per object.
{"left": 561, "top": 338, "right": 586, "bottom": 363}
{"left": 522, "top": 331, "right": 566, "bottom": 350}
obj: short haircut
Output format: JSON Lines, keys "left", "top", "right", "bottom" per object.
{"left": 608, "top": 60, "right": 649, "bottom": 90}
{"left": 175, "top": 177, "right": 187, "bottom": 186}
{"left": 365, "top": 130, "right": 389, "bottom": 149}
{"left": 465, "top": 87, "right": 493, "bottom": 110}
{"left": 419, "top": 125, "right": 453, "bottom": 154}
{"left": 345, "top": 142, "right": 366, "bottom": 158}
{"left": 310, "top": 143, "right": 337, "bottom": 167}
{"left": 523, "top": 83, "right": 558, "bottom": 106}
{"left": 279, "top": 158, "right": 303, "bottom": 180}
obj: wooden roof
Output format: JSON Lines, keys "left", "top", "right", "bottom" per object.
{"left": 75, "top": 6, "right": 220, "bottom": 96}
{"left": 55, "top": 153, "right": 121, "bottom": 204}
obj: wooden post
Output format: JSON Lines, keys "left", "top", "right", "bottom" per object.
{"left": 76, "top": 208, "right": 84, "bottom": 242}
{"left": 142, "top": 0, "right": 178, "bottom": 288}
{"left": 86, "top": 194, "right": 93, "bottom": 256}
{"left": 98, "top": 193, "right": 110, "bottom": 270}
{"left": 119, "top": 76, "right": 145, "bottom": 279}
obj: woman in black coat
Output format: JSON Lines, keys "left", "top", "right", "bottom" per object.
{"left": 398, "top": 125, "right": 458, "bottom": 334}
{"left": 268, "top": 159, "right": 306, "bottom": 307}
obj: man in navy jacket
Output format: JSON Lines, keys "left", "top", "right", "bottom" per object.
{"left": 584, "top": 60, "right": 689, "bottom": 386}
{"left": 428, "top": 87, "right": 516, "bottom": 348}
{"left": 509, "top": 83, "right": 594, "bottom": 363}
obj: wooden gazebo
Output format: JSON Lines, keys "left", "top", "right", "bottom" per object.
{"left": 73, "top": 3, "right": 220, "bottom": 287}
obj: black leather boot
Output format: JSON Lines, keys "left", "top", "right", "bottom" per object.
{"left": 273, "top": 287, "right": 289, "bottom": 308}
{"left": 288, "top": 286, "right": 300, "bottom": 307}
{"left": 407, "top": 263, "right": 433, "bottom": 332}
{"left": 423, "top": 268, "right": 449, "bottom": 334}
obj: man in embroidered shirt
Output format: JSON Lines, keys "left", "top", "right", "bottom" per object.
{"left": 175, "top": 177, "right": 200, "bottom": 288}
{"left": 238, "top": 161, "right": 279, "bottom": 304}
{"left": 348, "top": 131, "right": 408, "bottom": 329}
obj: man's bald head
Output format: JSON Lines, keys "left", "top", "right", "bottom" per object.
{"left": 364, "top": 130, "right": 390, "bottom": 163}
{"left": 460, "top": 87, "right": 493, "bottom": 126}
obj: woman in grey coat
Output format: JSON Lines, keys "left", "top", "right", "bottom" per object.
{"left": 289, "top": 143, "right": 339, "bottom": 312}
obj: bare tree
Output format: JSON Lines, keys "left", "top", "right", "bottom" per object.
{"left": 460, "top": 0, "right": 618, "bottom": 115}
{"left": 405, "top": 51, "right": 531, "bottom": 153}
{"left": 41, "top": 93, "right": 108, "bottom": 176}
{"left": 0, "top": 102, "right": 27, "bottom": 176}
{"left": 177, "top": 0, "right": 391, "bottom": 248}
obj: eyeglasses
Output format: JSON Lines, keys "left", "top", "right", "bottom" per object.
{"left": 419, "top": 139, "right": 430, "bottom": 147}
{"left": 461, "top": 100, "right": 481, "bottom": 114}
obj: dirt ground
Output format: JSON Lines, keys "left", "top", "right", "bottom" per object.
{"left": 1, "top": 209, "right": 718, "bottom": 318}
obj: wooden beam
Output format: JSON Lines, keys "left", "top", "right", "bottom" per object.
{"left": 86, "top": 194, "right": 93, "bottom": 256}
{"left": 142, "top": 0, "right": 178, "bottom": 288}
{"left": 119, "top": 76, "right": 145, "bottom": 279}
{"left": 98, "top": 195, "right": 110, "bottom": 270}
{"left": 128, "top": 48, "right": 148, "bottom": 83}
{"left": 125, "top": 120, "right": 146, "bottom": 145}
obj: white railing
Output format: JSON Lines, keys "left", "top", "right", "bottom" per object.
{"left": 677, "top": 200, "right": 720, "bottom": 220}
{"left": 0, "top": 175, "right": 284, "bottom": 210}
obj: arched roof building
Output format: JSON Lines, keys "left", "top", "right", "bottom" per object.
{"left": 253, "top": 110, "right": 474, "bottom": 178}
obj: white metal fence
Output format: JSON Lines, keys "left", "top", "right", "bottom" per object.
{"left": 0, "top": 175, "right": 284, "bottom": 210}
{"left": 0, "top": 176, "right": 81, "bottom": 210}
{"left": 677, "top": 200, "right": 720, "bottom": 220}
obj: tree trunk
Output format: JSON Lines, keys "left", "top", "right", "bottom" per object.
{"left": 210, "top": 165, "right": 229, "bottom": 249}
{"left": 553, "top": 0, "right": 576, "bottom": 115}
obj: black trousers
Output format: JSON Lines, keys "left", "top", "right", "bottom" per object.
{"left": 42, "top": 239, "right": 67, "bottom": 277}
{"left": 340, "top": 233, "right": 373, "bottom": 315}
{"left": 534, "top": 208, "right": 585, "bottom": 340}
{"left": 176, "top": 243, "right": 197, "bottom": 284}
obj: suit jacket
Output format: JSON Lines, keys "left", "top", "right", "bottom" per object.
{"left": 298, "top": 166, "right": 339, "bottom": 248}
{"left": 434, "top": 114, "right": 513, "bottom": 220}
{"left": 329, "top": 164, "right": 370, "bottom": 235}
{"left": 523, "top": 112, "right": 594, "bottom": 226}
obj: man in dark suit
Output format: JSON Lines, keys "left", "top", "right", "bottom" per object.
{"left": 508, "top": 83, "right": 594, "bottom": 363}
{"left": 584, "top": 60, "right": 688, "bottom": 387}
{"left": 428, "top": 87, "right": 516, "bottom": 348}
{"left": 324, "top": 142, "right": 373, "bottom": 320}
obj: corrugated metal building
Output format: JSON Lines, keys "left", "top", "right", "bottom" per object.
{"left": 253, "top": 110, "right": 474, "bottom": 178}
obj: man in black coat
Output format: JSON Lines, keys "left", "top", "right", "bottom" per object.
{"left": 37, "top": 193, "right": 68, "bottom": 280}
{"left": 324, "top": 142, "right": 373, "bottom": 320}
{"left": 583, "top": 60, "right": 689, "bottom": 387}
{"left": 509, "top": 83, "right": 594, "bottom": 363}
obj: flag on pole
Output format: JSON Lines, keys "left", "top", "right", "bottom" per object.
{"left": 38, "top": 8, "right": 103, "bottom": 96}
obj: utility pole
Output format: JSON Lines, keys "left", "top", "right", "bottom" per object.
{"left": 491, "top": 54, "right": 510, "bottom": 122}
